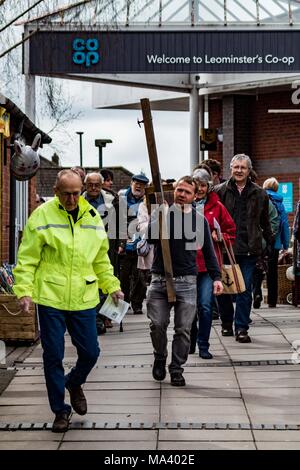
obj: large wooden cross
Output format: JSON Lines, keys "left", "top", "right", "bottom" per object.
{"left": 140, "top": 98, "right": 176, "bottom": 303}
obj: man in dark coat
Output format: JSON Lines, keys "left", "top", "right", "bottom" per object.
{"left": 215, "top": 154, "right": 273, "bottom": 343}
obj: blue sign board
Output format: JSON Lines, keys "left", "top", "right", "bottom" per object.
{"left": 278, "top": 182, "right": 293, "bottom": 213}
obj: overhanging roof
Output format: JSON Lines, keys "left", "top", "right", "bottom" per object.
{"left": 0, "top": 93, "right": 52, "bottom": 145}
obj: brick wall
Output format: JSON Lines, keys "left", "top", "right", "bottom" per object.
{"left": 1, "top": 139, "right": 11, "bottom": 263}
{"left": 207, "top": 89, "right": 300, "bottom": 224}
{"left": 37, "top": 162, "right": 133, "bottom": 197}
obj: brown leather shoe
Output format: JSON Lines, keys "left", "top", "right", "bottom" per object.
{"left": 66, "top": 385, "right": 87, "bottom": 415}
{"left": 235, "top": 331, "right": 251, "bottom": 343}
{"left": 52, "top": 411, "right": 71, "bottom": 433}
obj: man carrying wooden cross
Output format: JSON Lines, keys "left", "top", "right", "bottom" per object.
{"left": 146, "top": 176, "right": 223, "bottom": 387}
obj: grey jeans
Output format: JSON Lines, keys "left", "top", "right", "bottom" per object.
{"left": 146, "top": 275, "right": 197, "bottom": 374}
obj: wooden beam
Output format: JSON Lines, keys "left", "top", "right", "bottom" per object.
{"left": 140, "top": 98, "right": 176, "bottom": 303}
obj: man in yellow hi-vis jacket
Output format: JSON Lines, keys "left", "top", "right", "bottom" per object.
{"left": 13, "top": 169, "right": 123, "bottom": 433}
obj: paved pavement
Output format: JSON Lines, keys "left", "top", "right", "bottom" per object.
{"left": 1, "top": 303, "right": 300, "bottom": 450}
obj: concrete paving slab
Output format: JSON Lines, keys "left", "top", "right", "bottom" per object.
{"left": 158, "top": 441, "right": 255, "bottom": 450}
{"left": 63, "top": 430, "right": 157, "bottom": 441}
{"left": 84, "top": 382, "right": 159, "bottom": 390}
{"left": 243, "top": 388, "right": 300, "bottom": 403}
{"left": 71, "top": 413, "right": 159, "bottom": 422}
{"left": 10, "top": 376, "right": 45, "bottom": 384}
{"left": 0, "top": 431, "right": 62, "bottom": 441}
{"left": 240, "top": 379, "right": 300, "bottom": 388}
{"left": 59, "top": 441, "right": 156, "bottom": 450}
{"left": 256, "top": 442, "right": 300, "bottom": 450}
{"left": 160, "top": 398, "right": 243, "bottom": 406}
{"left": 0, "top": 441, "right": 60, "bottom": 450}
{"left": 0, "top": 405, "right": 51, "bottom": 414}
{"left": 250, "top": 415, "right": 300, "bottom": 425}
{"left": 254, "top": 430, "right": 300, "bottom": 441}
{"left": 161, "top": 389, "right": 241, "bottom": 399}
{"left": 159, "top": 429, "right": 253, "bottom": 441}
{"left": 84, "top": 390, "right": 160, "bottom": 399}
{"left": 2, "top": 390, "right": 48, "bottom": 398}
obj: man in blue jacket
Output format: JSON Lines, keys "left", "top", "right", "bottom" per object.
{"left": 118, "top": 174, "right": 149, "bottom": 314}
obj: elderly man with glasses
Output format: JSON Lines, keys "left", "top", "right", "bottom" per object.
{"left": 13, "top": 169, "right": 123, "bottom": 433}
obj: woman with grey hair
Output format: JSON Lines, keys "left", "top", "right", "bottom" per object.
{"left": 190, "top": 169, "right": 235, "bottom": 359}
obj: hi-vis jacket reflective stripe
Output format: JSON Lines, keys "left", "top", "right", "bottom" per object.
{"left": 13, "top": 196, "right": 120, "bottom": 310}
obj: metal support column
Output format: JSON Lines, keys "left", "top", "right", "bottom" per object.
{"left": 189, "top": 85, "right": 200, "bottom": 172}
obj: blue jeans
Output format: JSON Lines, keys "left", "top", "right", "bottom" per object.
{"left": 38, "top": 305, "right": 100, "bottom": 414}
{"left": 218, "top": 255, "right": 257, "bottom": 332}
{"left": 196, "top": 273, "right": 214, "bottom": 351}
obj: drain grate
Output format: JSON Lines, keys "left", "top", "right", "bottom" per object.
{"left": 0, "top": 421, "right": 299, "bottom": 431}
{"left": 13, "top": 359, "right": 295, "bottom": 371}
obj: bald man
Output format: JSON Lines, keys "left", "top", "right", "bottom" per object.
{"left": 13, "top": 169, "right": 123, "bottom": 433}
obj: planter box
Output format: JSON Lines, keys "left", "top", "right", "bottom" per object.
{"left": 0, "top": 294, "right": 39, "bottom": 343}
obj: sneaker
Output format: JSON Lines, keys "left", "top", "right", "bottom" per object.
{"left": 66, "top": 384, "right": 87, "bottom": 415}
{"left": 235, "top": 330, "right": 251, "bottom": 343}
{"left": 199, "top": 350, "right": 213, "bottom": 359}
{"left": 221, "top": 324, "right": 234, "bottom": 336}
{"left": 52, "top": 410, "right": 71, "bottom": 433}
{"left": 170, "top": 372, "right": 186, "bottom": 387}
{"left": 253, "top": 295, "right": 261, "bottom": 309}
{"left": 152, "top": 359, "right": 166, "bottom": 381}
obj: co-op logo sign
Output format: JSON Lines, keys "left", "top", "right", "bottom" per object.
{"left": 72, "top": 38, "right": 99, "bottom": 67}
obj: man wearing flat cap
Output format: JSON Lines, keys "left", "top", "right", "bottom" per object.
{"left": 119, "top": 174, "right": 149, "bottom": 314}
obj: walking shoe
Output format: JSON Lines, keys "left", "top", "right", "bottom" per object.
{"left": 235, "top": 330, "right": 251, "bottom": 343}
{"left": 199, "top": 350, "right": 213, "bottom": 359}
{"left": 170, "top": 372, "right": 185, "bottom": 387}
{"left": 133, "top": 310, "right": 143, "bottom": 315}
{"left": 221, "top": 324, "right": 234, "bottom": 336}
{"left": 52, "top": 411, "right": 71, "bottom": 433}
{"left": 66, "top": 385, "right": 87, "bottom": 415}
{"left": 152, "top": 359, "right": 166, "bottom": 381}
{"left": 253, "top": 295, "right": 261, "bottom": 309}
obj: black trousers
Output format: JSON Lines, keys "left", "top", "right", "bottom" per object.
{"left": 119, "top": 251, "right": 147, "bottom": 311}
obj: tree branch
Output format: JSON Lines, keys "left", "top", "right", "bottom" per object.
{"left": 0, "top": 0, "right": 45, "bottom": 33}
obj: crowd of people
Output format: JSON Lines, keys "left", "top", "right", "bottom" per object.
{"left": 12, "top": 154, "right": 290, "bottom": 432}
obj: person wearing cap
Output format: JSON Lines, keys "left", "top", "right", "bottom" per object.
{"left": 118, "top": 174, "right": 149, "bottom": 314}
{"left": 190, "top": 169, "right": 235, "bottom": 359}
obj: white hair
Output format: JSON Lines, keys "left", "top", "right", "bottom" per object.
{"left": 230, "top": 153, "right": 252, "bottom": 170}
{"left": 84, "top": 172, "right": 104, "bottom": 184}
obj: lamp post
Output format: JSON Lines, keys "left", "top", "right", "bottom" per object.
{"left": 95, "top": 139, "right": 112, "bottom": 169}
{"left": 76, "top": 131, "right": 84, "bottom": 167}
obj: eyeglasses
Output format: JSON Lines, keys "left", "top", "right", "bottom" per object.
{"left": 60, "top": 191, "right": 81, "bottom": 197}
{"left": 87, "top": 183, "right": 101, "bottom": 188}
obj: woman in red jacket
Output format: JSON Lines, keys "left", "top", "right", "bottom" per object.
{"left": 190, "top": 169, "right": 236, "bottom": 358}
